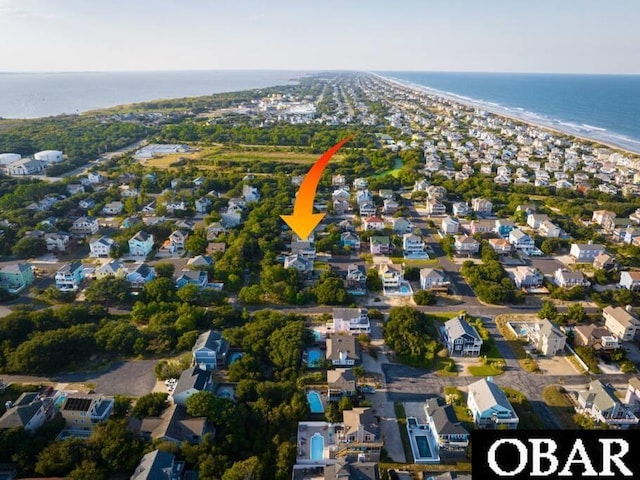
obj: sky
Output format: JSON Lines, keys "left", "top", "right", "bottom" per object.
{"left": 1, "top": 0, "right": 639, "bottom": 74}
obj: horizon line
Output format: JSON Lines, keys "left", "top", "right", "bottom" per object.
{"left": 1, "top": 68, "right": 640, "bottom": 76}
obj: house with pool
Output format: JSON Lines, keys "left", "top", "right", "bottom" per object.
{"left": 329, "top": 308, "right": 370, "bottom": 335}
{"left": 326, "top": 335, "right": 361, "bottom": 366}
{"left": 327, "top": 369, "right": 357, "bottom": 400}
{"left": 295, "top": 408, "right": 382, "bottom": 465}
{"left": 192, "top": 330, "right": 229, "bottom": 371}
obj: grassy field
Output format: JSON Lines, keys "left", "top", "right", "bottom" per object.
{"left": 542, "top": 385, "right": 578, "bottom": 429}
{"left": 503, "top": 387, "right": 544, "bottom": 429}
{"left": 139, "top": 144, "right": 344, "bottom": 169}
{"left": 467, "top": 363, "right": 504, "bottom": 376}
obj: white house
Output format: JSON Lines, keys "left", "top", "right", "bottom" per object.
{"left": 128, "top": 231, "right": 154, "bottom": 257}
{"left": 512, "top": 266, "right": 543, "bottom": 289}
{"left": 441, "top": 216, "right": 459, "bottom": 235}
{"left": 44, "top": 232, "right": 71, "bottom": 253}
{"left": 575, "top": 380, "right": 638, "bottom": 429}
{"left": 508, "top": 229, "right": 535, "bottom": 252}
{"left": 71, "top": 216, "right": 99, "bottom": 236}
{"left": 330, "top": 308, "right": 370, "bottom": 335}
{"left": 570, "top": 243, "right": 606, "bottom": 262}
{"left": 454, "top": 235, "right": 479, "bottom": 255}
{"left": 619, "top": 271, "right": 640, "bottom": 291}
{"left": 419, "top": 268, "right": 449, "bottom": 290}
{"left": 471, "top": 198, "right": 492, "bottom": 215}
{"left": 554, "top": 268, "right": 589, "bottom": 288}
{"left": 363, "top": 216, "right": 385, "bottom": 231}
{"left": 0, "top": 392, "right": 48, "bottom": 432}
{"left": 326, "top": 334, "right": 361, "bottom": 366}
{"left": 603, "top": 306, "right": 640, "bottom": 342}
{"left": 89, "top": 236, "right": 118, "bottom": 258}
{"left": 126, "top": 263, "right": 156, "bottom": 288}
{"left": 102, "top": 201, "right": 124, "bottom": 215}
{"left": 402, "top": 233, "right": 426, "bottom": 258}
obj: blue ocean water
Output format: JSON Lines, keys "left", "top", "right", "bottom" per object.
{"left": 380, "top": 71, "right": 640, "bottom": 153}
{"left": 0, "top": 70, "right": 304, "bottom": 119}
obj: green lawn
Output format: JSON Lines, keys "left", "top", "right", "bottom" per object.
{"left": 542, "top": 385, "right": 578, "bottom": 429}
{"left": 434, "top": 357, "right": 458, "bottom": 377}
{"left": 467, "top": 364, "right": 504, "bottom": 376}
{"left": 502, "top": 387, "right": 544, "bottom": 429}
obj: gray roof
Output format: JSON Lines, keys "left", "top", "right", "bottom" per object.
{"left": 131, "top": 231, "right": 151, "bottom": 242}
{"left": 130, "top": 449, "right": 177, "bottom": 480}
{"left": 420, "top": 268, "right": 445, "bottom": 281}
{"left": 333, "top": 308, "right": 363, "bottom": 321}
{"left": 140, "top": 403, "right": 210, "bottom": 444}
{"left": 173, "top": 367, "right": 210, "bottom": 397}
{"left": 538, "top": 318, "right": 565, "bottom": 340}
{"left": 425, "top": 398, "right": 469, "bottom": 436}
{"left": 468, "top": 378, "right": 517, "bottom": 417}
{"left": 580, "top": 380, "right": 620, "bottom": 413}
{"left": 444, "top": 316, "right": 481, "bottom": 342}
{"left": 0, "top": 393, "right": 42, "bottom": 429}
{"left": 192, "top": 330, "right": 225, "bottom": 353}
{"left": 327, "top": 369, "right": 356, "bottom": 391}
{"left": 326, "top": 335, "right": 360, "bottom": 362}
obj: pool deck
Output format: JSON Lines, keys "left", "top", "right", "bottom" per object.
{"left": 406, "top": 417, "right": 440, "bottom": 464}
{"left": 295, "top": 422, "right": 336, "bottom": 464}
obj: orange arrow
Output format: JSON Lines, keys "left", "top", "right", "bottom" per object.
{"left": 281, "top": 136, "right": 352, "bottom": 240}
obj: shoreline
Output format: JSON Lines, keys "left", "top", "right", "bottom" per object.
{"left": 372, "top": 72, "right": 640, "bottom": 157}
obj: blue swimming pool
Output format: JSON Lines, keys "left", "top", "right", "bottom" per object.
{"left": 307, "top": 391, "right": 324, "bottom": 413}
{"left": 307, "top": 348, "right": 322, "bottom": 367}
{"left": 229, "top": 352, "right": 244, "bottom": 364}
{"left": 401, "top": 285, "right": 411, "bottom": 293}
{"left": 54, "top": 393, "right": 67, "bottom": 410}
{"left": 415, "top": 435, "right": 432, "bottom": 458}
{"left": 312, "top": 330, "right": 321, "bottom": 341}
{"left": 310, "top": 433, "right": 324, "bottom": 461}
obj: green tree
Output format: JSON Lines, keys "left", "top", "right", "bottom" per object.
{"left": 186, "top": 233, "right": 208, "bottom": 255}
{"left": 35, "top": 438, "right": 85, "bottom": 476}
{"left": 154, "top": 262, "right": 175, "bottom": 279}
{"left": 68, "top": 461, "right": 106, "bottom": 480}
{"left": 338, "top": 396, "right": 353, "bottom": 412}
{"left": 144, "top": 277, "right": 177, "bottom": 303}
{"left": 538, "top": 300, "right": 558, "bottom": 320}
{"left": 414, "top": 289, "right": 435, "bottom": 305}
{"left": 366, "top": 268, "right": 382, "bottom": 292}
{"left": 89, "top": 419, "right": 145, "bottom": 473}
{"left": 85, "top": 277, "right": 131, "bottom": 304}
{"left": 222, "top": 456, "right": 263, "bottom": 480}
{"left": 566, "top": 303, "right": 586, "bottom": 323}
{"left": 12, "top": 236, "right": 47, "bottom": 258}
{"left": 177, "top": 283, "right": 200, "bottom": 303}
{"left": 132, "top": 392, "right": 168, "bottom": 419}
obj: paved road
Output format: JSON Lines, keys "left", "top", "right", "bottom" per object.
{"left": 0, "top": 359, "right": 158, "bottom": 397}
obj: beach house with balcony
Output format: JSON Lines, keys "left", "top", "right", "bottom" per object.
{"left": 574, "top": 380, "right": 639, "bottom": 429}
{"left": 467, "top": 378, "right": 519, "bottom": 429}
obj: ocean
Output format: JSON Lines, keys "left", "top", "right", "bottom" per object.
{"left": 379, "top": 71, "right": 640, "bottom": 153}
{"left": 0, "top": 70, "right": 304, "bottom": 119}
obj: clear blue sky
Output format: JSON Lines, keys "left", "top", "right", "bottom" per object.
{"left": 1, "top": 0, "right": 638, "bottom": 74}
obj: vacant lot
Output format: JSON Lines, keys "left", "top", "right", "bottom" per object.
{"left": 140, "top": 144, "right": 343, "bottom": 169}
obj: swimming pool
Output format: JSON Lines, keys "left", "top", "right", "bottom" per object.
{"left": 307, "top": 348, "right": 322, "bottom": 367}
{"left": 400, "top": 285, "right": 411, "bottom": 294}
{"left": 312, "top": 330, "right": 321, "bottom": 341}
{"left": 307, "top": 391, "right": 324, "bottom": 413}
{"left": 229, "top": 352, "right": 244, "bottom": 364}
{"left": 310, "top": 433, "right": 324, "bottom": 461}
{"left": 54, "top": 393, "right": 67, "bottom": 410}
{"left": 415, "top": 435, "right": 432, "bottom": 458}
{"left": 519, "top": 327, "right": 529, "bottom": 336}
